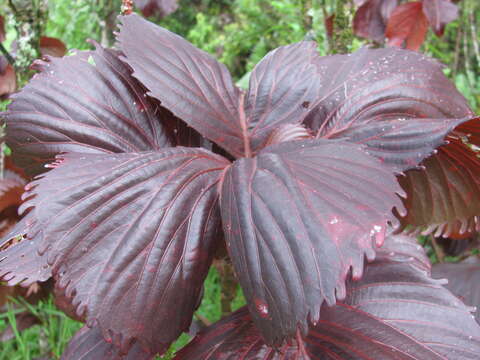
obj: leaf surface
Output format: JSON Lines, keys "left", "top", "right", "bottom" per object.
{"left": 3, "top": 43, "right": 172, "bottom": 175}
{"left": 304, "top": 47, "right": 472, "bottom": 137}
{"left": 62, "top": 326, "right": 152, "bottom": 360}
{"left": 300, "top": 46, "right": 480, "bottom": 236}
{"left": 244, "top": 41, "right": 323, "bottom": 153}
{"left": 330, "top": 116, "right": 479, "bottom": 173}
{"left": 0, "top": 148, "right": 229, "bottom": 354}
{"left": 117, "top": 14, "right": 244, "bottom": 157}
{"left": 175, "top": 234, "right": 480, "bottom": 359}
{"left": 385, "top": 2, "right": 429, "bottom": 50}
{"left": 432, "top": 258, "right": 480, "bottom": 322}
{"left": 220, "top": 139, "right": 404, "bottom": 346}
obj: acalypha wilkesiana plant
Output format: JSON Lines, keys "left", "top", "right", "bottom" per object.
{"left": 1, "top": 13, "right": 480, "bottom": 359}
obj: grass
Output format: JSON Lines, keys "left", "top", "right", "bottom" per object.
{"left": 0, "top": 267, "right": 246, "bottom": 360}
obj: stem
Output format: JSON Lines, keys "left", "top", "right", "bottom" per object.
{"left": 8, "top": 0, "right": 48, "bottom": 86}
{"left": 239, "top": 93, "right": 251, "bottom": 158}
{"left": 214, "top": 259, "right": 238, "bottom": 316}
{"left": 430, "top": 235, "right": 445, "bottom": 263}
{"left": 0, "top": 43, "right": 15, "bottom": 65}
{"left": 301, "top": 0, "right": 313, "bottom": 31}
{"left": 468, "top": 1, "right": 480, "bottom": 67}
{"left": 331, "top": 0, "right": 353, "bottom": 54}
{"left": 194, "top": 313, "right": 211, "bottom": 327}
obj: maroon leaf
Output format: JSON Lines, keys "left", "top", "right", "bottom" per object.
{"left": 0, "top": 16, "right": 5, "bottom": 43}
{"left": 0, "top": 148, "right": 229, "bottom": 354}
{"left": 0, "top": 169, "right": 26, "bottom": 213}
{"left": 422, "top": 0, "right": 459, "bottom": 36}
{"left": 219, "top": 139, "right": 404, "bottom": 346}
{"left": 175, "top": 234, "right": 480, "bottom": 359}
{"left": 330, "top": 116, "right": 479, "bottom": 173}
{"left": 62, "top": 326, "right": 152, "bottom": 360}
{"left": 396, "top": 120, "right": 480, "bottom": 237}
{"left": 353, "top": 0, "right": 398, "bottom": 42}
{"left": 304, "top": 47, "right": 472, "bottom": 137}
{"left": 0, "top": 57, "right": 16, "bottom": 99}
{"left": 3, "top": 42, "right": 172, "bottom": 175}
{"left": 244, "top": 41, "right": 323, "bottom": 154}
{"left": 302, "top": 46, "right": 480, "bottom": 237}
{"left": 432, "top": 257, "right": 480, "bottom": 322}
{"left": 133, "top": 0, "right": 179, "bottom": 18}
{"left": 0, "top": 218, "right": 51, "bottom": 287}
{"left": 39, "top": 37, "right": 67, "bottom": 58}
{"left": 117, "top": 14, "right": 244, "bottom": 157}
{"left": 385, "top": 2, "right": 429, "bottom": 50}
{"left": 325, "top": 14, "right": 334, "bottom": 38}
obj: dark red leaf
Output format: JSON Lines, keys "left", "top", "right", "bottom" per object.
{"left": 395, "top": 120, "right": 480, "bottom": 237}
{"left": 325, "top": 14, "right": 334, "bottom": 38}
{"left": 0, "top": 58, "right": 16, "bottom": 99}
{"left": 0, "top": 169, "right": 26, "bottom": 213}
{"left": 422, "top": 0, "right": 459, "bottom": 36}
{"left": 176, "top": 234, "right": 480, "bottom": 359}
{"left": 330, "top": 116, "right": 479, "bottom": 173}
{"left": 304, "top": 47, "right": 480, "bottom": 237}
{"left": 39, "top": 37, "right": 67, "bottom": 58}
{"left": 133, "top": 0, "right": 179, "bottom": 18}
{"left": 304, "top": 47, "right": 472, "bottom": 137}
{"left": 386, "top": 2, "right": 429, "bottom": 50}
{"left": 245, "top": 41, "right": 323, "bottom": 153}
{"left": 432, "top": 257, "right": 480, "bottom": 322}
{"left": 0, "top": 148, "right": 229, "bottom": 354}
{"left": 0, "top": 16, "right": 5, "bottom": 43}
{"left": 117, "top": 14, "right": 244, "bottom": 157}
{"left": 61, "top": 326, "right": 151, "bottom": 360}
{"left": 219, "top": 139, "right": 404, "bottom": 346}
{"left": 353, "top": 0, "right": 398, "bottom": 42}
{"left": 0, "top": 229, "right": 51, "bottom": 287}
{"left": 3, "top": 42, "right": 172, "bottom": 175}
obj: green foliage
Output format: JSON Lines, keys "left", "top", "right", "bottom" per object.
{"left": 45, "top": 0, "right": 104, "bottom": 50}
{"left": 161, "top": 0, "right": 329, "bottom": 79}
{"left": 0, "top": 267, "right": 245, "bottom": 359}
{"left": 0, "top": 297, "right": 82, "bottom": 360}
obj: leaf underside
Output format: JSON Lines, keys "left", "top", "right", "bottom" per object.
{"left": 395, "top": 120, "right": 480, "bottom": 236}
{"left": 175, "top": 234, "right": 480, "bottom": 359}
{"left": 385, "top": 2, "right": 429, "bottom": 50}
{"left": 353, "top": 0, "right": 398, "bottom": 42}
{"left": 0, "top": 148, "right": 228, "bottom": 354}
{"left": 422, "top": 0, "right": 459, "bottom": 36}
{"left": 220, "top": 139, "right": 404, "bottom": 346}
